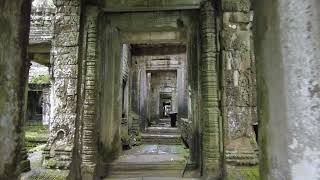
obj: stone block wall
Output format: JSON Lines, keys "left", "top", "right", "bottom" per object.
{"left": 131, "top": 54, "right": 187, "bottom": 128}
{"left": 29, "top": 0, "right": 55, "bottom": 44}
{"left": 44, "top": 0, "right": 81, "bottom": 169}
{"left": 149, "top": 70, "right": 177, "bottom": 124}
{"left": 220, "top": 0, "right": 259, "bottom": 168}
{"left": 180, "top": 118, "right": 192, "bottom": 148}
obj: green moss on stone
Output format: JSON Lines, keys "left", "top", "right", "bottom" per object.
{"left": 256, "top": 77, "right": 270, "bottom": 179}
{"left": 24, "top": 123, "right": 49, "bottom": 151}
{"left": 227, "top": 166, "right": 259, "bottom": 180}
{"left": 46, "top": 159, "right": 58, "bottom": 168}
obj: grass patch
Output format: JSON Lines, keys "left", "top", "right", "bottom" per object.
{"left": 227, "top": 165, "right": 260, "bottom": 180}
{"left": 25, "top": 122, "right": 49, "bottom": 152}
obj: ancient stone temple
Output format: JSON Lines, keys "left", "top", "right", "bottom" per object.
{"left": 0, "top": 0, "right": 319, "bottom": 180}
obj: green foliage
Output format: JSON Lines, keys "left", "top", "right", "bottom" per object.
{"left": 29, "top": 75, "right": 50, "bottom": 84}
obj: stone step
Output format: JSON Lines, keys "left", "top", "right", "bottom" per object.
{"left": 107, "top": 151, "right": 187, "bottom": 178}
{"left": 159, "top": 118, "right": 171, "bottom": 123}
{"left": 105, "top": 145, "right": 190, "bottom": 178}
{"left": 146, "top": 127, "right": 180, "bottom": 134}
{"left": 108, "top": 162, "right": 186, "bottom": 178}
{"left": 156, "top": 123, "right": 171, "bottom": 127}
{"left": 141, "top": 134, "right": 182, "bottom": 145}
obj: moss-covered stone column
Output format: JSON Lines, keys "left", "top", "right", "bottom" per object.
{"left": 200, "top": 0, "right": 222, "bottom": 178}
{"left": 44, "top": 0, "right": 81, "bottom": 169}
{"left": 0, "top": 0, "right": 32, "bottom": 179}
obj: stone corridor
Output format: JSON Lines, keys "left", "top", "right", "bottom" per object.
{"left": 0, "top": 0, "right": 319, "bottom": 180}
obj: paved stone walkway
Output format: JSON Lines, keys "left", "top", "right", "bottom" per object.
{"left": 106, "top": 144, "right": 200, "bottom": 178}
{"left": 118, "top": 144, "right": 188, "bottom": 163}
{"left": 20, "top": 169, "right": 69, "bottom": 180}
{"left": 20, "top": 146, "right": 69, "bottom": 180}
{"left": 20, "top": 145, "right": 197, "bottom": 179}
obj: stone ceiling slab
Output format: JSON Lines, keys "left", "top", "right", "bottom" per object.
{"left": 103, "top": 0, "right": 200, "bottom": 12}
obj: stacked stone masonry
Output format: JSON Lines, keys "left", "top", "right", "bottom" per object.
{"left": 221, "top": 0, "right": 259, "bottom": 167}
{"left": 44, "top": 0, "right": 81, "bottom": 169}
{"left": 81, "top": 5, "right": 98, "bottom": 170}
{"left": 24, "top": 0, "right": 257, "bottom": 178}
{"left": 29, "top": 0, "right": 55, "bottom": 44}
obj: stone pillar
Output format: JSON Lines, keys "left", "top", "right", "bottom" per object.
{"left": 221, "top": 0, "right": 259, "bottom": 171}
{"left": 80, "top": 6, "right": 99, "bottom": 179}
{"left": 177, "top": 66, "right": 188, "bottom": 118}
{"left": 186, "top": 28, "right": 201, "bottom": 165}
{"left": 0, "top": 0, "right": 31, "bottom": 179}
{"left": 200, "top": 1, "right": 222, "bottom": 178}
{"left": 130, "top": 65, "right": 141, "bottom": 133}
{"left": 254, "top": 0, "right": 320, "bottom": 179}
{"left": 97, "top": 17, "right": 122, "bottom": 165}
{"left": 139, "top": 67, "right": 147, "bottom": 131}
{"left": 44, "top": 0, "right": 81, "bottom": 169}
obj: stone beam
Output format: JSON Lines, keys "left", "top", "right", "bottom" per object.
{"left": 28, "top": 43, "right": 51, "bottom": 54}
{"left": 105, "top": 11, "right": 197, "bottom": 32}
{"left": 102, "top": 0, "right": 200, "bottom": 12}
{"left": 0, "top": 0, "right": 32, "bottom": 179}
{"left": 28, "top": 53, "right": 50, "bottom": 67}
{"left": 28, "top": 43, "right": 51, "bottom": 66}
{"left": 254, "top": 0, "right": 320, "bottom": 179}
{"left": 120, "top": 31, "right": 187, "bottom": 44}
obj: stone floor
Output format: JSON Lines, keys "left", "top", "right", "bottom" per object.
{"left": 20, "top": 144, "right": 198, "bottom": 180}
{"left": 20, "top": 145, "right": 69, "bottom": 180}
{"left": 106, "top": 144, "right": 197, "bottom": 178}
{"left": 121, "top": 144, "right": 188, "bottom": 158}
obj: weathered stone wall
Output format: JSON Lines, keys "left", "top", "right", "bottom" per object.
{"left": 220, "top": 0, "right": 259, "bottom": 168}
{"left": 29, "top": 0, "right": 55, "bottom": 44}
{"left": 149, "top": 70, "right": 177, "bottom": 124}
{"left": 180, "top": 118, "right": 192, "bottom": 148}
{"left": 43, "top": 0, "right": 81, "bottom": 169}
{"left": 0, "top": 0, "right": 31, "bottom": 179}
{"left": 254, "top": 0, "right": 320, "bottom": 179}
{"left": 131, "top": 53, "right": 187, "bottom": 128}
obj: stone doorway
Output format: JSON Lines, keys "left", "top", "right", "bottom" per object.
{"left": 159, "top": 92, "right": 172, "bottom": 119}
{"left": 66, "top": 2, "right": 225, "bottom": 179}
{"left": 89, "top": 10, "right": 201, "bottom": 178}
